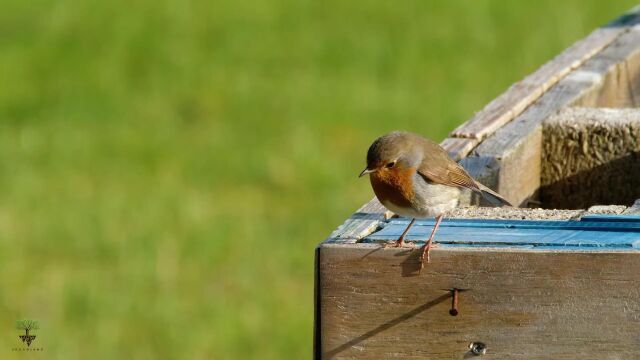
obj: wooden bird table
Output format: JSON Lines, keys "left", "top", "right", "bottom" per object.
{"left": 316, "top": 6, "right": 640, "bottom": 359}
{"left": 317, "top": 208, "right": 640, "bottom": 359}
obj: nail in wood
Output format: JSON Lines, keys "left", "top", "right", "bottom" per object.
{"left": 449, "top": 289, "right": 459, "bottom": 316}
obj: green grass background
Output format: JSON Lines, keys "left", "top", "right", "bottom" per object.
{"left": 0, "top": 0, "right": 636, "bottom": 358}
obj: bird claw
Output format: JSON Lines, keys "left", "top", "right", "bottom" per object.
{"left": 419, "top": 243, "right": 439, "bottom": 269}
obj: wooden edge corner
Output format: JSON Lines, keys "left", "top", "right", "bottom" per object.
{"left": 323, "top": 198, "right": 393, "bottom": 245}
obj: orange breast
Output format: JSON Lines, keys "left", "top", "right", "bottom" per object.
{"left": 369, "top": 166, "right": 416, "bottom": 209}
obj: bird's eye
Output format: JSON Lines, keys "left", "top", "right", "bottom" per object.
{"left": 385, "top": 161, "right": 396, "bottom": 168}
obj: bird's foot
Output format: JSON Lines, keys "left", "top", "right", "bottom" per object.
{"left": 419, "top": 242, "right": 439, "bottom": 269}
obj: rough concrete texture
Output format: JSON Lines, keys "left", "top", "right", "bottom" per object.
{"left": 623, "top": 199, "right": 640, "bottom": 214}
{"left": 541, "top": 107, "right": 640, "bottom": 209}
{"left": 449, "top": 206, "right": 584, "bottom": 220}
{"left": 444, "top": 204, "right": 631, "bottom": 220}
{"left": 586, "top": 205, "right": 628, "bottom": 214}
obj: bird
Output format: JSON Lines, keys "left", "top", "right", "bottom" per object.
{"left": 359, "top": 131, "right": 511, "bottom": 267}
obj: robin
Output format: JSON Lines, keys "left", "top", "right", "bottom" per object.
{"left": 360, "top": 131, "right": 511, "bottom": 267}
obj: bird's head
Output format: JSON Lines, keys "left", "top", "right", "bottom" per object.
{"left": 359, "top": 131, "right": 422, "bottom": 177}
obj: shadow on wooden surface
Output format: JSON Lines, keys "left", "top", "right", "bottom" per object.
{"left": 400, "top": 248, "right": 423, "bottom": 277}
{"left": 324, "top": 293, "right": 451, "bottom": 359}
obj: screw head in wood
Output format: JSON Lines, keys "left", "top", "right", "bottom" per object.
{"left": 468, "top": 342, "right": 487, "bottom": 356}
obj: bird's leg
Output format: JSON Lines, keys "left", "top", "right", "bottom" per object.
{"left": 385, "top": 218, "right": 416, "bottom": 248}
{"left": 396, "top": 218, "right": 416, "bottom": 247}
{"left": 420, "top": 214, "right": 443, "bottom": 267}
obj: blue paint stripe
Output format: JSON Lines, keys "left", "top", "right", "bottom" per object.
{"left": 434, "top": 244, "right": 640, "bottom": 251}
{"left": 364, "top": 216, "right": 640, "bottom": 250}
{"left": 580, "top": 214, "right": 640, "bottom": 222}
{"left": 384, "top": 217, "right": 640, "bottom": 232}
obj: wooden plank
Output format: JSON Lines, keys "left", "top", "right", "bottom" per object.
{"left": 364, "top": 217, "right": 640, "bottom": 248}
{"left": 314, "top": 247, "right": 322, "bottom": 359}
{"left": 475, "top": 71, "right": 603, "bottom": 158}
{"left": 374, "top": 216, "right": 640, "bottom": 232}
{"left": 326, "top": 198, "right": 392, "bottom": 244}
{"left": 573, "top": 26, "right": 640, "bottom": 107}
{"left": 319, "top": 245, "right": 640, "bottom": 359}
{"left": 451, "top": 81, "right": 542, "bottom": 140}
{"left": 451, "top": 7, "right": 640, "bottom": 141}
{"left": 439, "top": 137, "right": 479, "bottom": 161}
{"left": 473, "top": 122, "right": 542, "bottom": 207}
{"left": 469, "top": 66, "right": 606, "bottom": 206}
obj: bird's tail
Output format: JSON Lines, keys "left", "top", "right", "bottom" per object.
{"left": 475, "top": 182, "right": 512, "bottom": 207}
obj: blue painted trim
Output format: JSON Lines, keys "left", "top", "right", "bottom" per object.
{"left": 580, "top": 214, "right": 640, "bottom": 222}
{"left": 363, "top": 216, "right": 640, "bottom": 250}
{"left": 384, "top": 217, "right": 640, "bottom": 232}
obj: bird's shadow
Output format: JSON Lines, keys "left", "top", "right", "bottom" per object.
{"left": 359, "top": 245, "right": 423, "bottom": 277}
{"left": 399, "top": 247, "right": 423, "bottom": 277}
{"left": 323, "top": 293, "right": 451, "bottom": 359}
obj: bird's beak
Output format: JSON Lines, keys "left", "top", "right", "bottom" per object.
{"left": 359, "top": 167, "right": 375, "bottom": 177}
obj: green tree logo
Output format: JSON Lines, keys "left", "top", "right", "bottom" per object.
{"left": 16, "top": 319, "right": 39, "bottom": 347}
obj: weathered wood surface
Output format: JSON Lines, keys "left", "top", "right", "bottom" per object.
{"left": 451, "top": 6, "right": 640, "bottom": 143}
{"left": 467, "top": 71, "right": 601, "bottom": 206}
{"left": 318, "top": 245, "right": 640, "bottom": 359}
{"left": 328, "top": 198, "right": 391, "bottom": 244}
{"left": 463, "top": 25, "right": 640, "bottom": 208}
{"left": 451, "top": 81, "right": 542, "bottom": 141}
{"left": 574, "top": 26, "right": 640, "bottom": 108}
{"left": 439, "top": 137, "right": 479, "bottom": 162}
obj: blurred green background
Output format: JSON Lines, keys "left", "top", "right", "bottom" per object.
{"left": 0, "top": 0, "right": 636, "bottom": 358}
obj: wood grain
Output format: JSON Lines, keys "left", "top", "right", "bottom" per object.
{"left": 439, "top": 137, "right": 479, "bottom": 161}
{"left": 451, "top": 81, "right": 542, "bottom": 140}
{"left": 573, "top": 26, "right": 640, "bottom": 108}
{"left": 318, "top": 244, "right": 640, "bottom": 359}
{"left": 451, "top": 7, "right": 640, "bottom": 140}
{"left": 469, "top": 51, "right": 616, "bottom": 206}
{"left": 328, "top": 198, "right": 392, "bottom": 244}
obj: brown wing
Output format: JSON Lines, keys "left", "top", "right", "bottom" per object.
{"left": 416, "top": 138, "right": 480, "bottom": 191}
